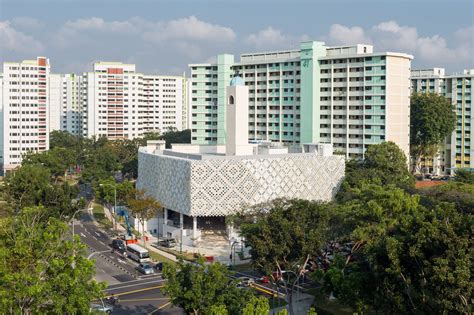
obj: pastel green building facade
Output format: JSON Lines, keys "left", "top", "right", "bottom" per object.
{"left": 190, "top": 41, "right": 413, "bottom": 159}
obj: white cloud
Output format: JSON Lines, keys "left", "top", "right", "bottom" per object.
{"left": 324, "top": 21, "right": 473, "bottom": 69}
{"left": 246, "top": 27, "right": 309, "bottom": 50}
{"left": 0, "top": 21, "right": 44, "bottom": 54}
{"left": 153, "top": 16, "right": 235, "bottom": 42}
{"left": 326, "top": 24, "right": 372, "bottom": 45}
{"left": 58, "top": 16, "right": 235, "bottom": 44}
{"left": 11, "top": 17, "right": 43, "bottom": 30}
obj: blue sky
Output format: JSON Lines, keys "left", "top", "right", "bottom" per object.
{"left": 1, "top": 0, "right": 473, "bottom": 75}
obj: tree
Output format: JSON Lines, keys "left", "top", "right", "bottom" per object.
{"left": 49, "top": 130, "right": 82, "bottom": 151}
{"left": 3, "top": 164, "right": 51, "bottom": 211}
{"left": 337, "top": 142, "right": 414, "bottom": 202}
{"left": 2, "top": 164, "right": 79, "bottom": 218}
{"left": 159, "top": 128, "right": 191, "bottom": 148}
{"left": 410, "top": 93, "right": 456, "bottom": 173}
{"left": 454, "top": 168, "right": 474, "bottom": 184}
{"left": 127, "top": 189, "right": 161, "bottom": 247}
{"left": 329, "top": 184, "right": 472, "bottom": 313}
{"left": 242, "top": 296, "right": 270, "bottom": 315}
{"left": 162, "top": 261, "right": 255, "bottom": 315}
{"left": 418, "top": 181, "right": 474, "bottom": 214}
{"left": 0, "top": 206, "right": 105, "bottom": 314}
{"left": 238, "top": 199, "right": 331, "bottom": 314}
{"left": 22, "top": 147, "right": 76, "bottom": 179}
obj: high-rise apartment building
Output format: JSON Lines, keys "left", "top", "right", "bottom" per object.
{"left": 1, "top": 57, "right": 51, "bottom": 171}
{"left": 81, "top": 62, "right": 187, "bottom": 139}
{"left": 189, "top": 41, "right": 412, "bottom": 159}
{"left": 411, "top": 68, "right": 473, "bottom": 174}
{"left": 1, "top": 58, "right": 189, "bottom": 172}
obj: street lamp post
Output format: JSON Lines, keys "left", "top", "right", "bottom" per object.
{"left": 99, "top": 183, "right": 117, "bottom": 233}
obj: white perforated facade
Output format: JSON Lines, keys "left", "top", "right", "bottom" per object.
{"left": 137, "top": 147, "right": 345, "bottom": 217}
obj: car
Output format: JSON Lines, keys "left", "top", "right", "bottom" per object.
{"left": 136, "top": 262, "right": 155, "bottom": 275}
{"left": 90, "top": 303, "right": 113, "bottom": 314}
{"left": 111, "top": 239, "right": 126, "bottom": 252}
{"left": 237, "top": 276, "right": 255, "bottom": 287}
{"left": 159, "top": 238, "right": 176, "bottom": 248}
{"left": 154, "top": 262, "right": 163, "bottom": 271}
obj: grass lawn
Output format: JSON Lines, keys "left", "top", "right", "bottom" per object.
{"left": 157, "top": 247, "right": 198, "bottom": 262}
{"left": 91, "top": 203, "right": 112, "bottom": 230}
{"left": 307, "top": 289, "right": 354, "bottom": 315}
{"left": 149, "top": 251, "right": 176, "bottom": 266}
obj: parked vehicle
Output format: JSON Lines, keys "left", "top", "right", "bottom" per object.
{"left": 154, "top": 262, "right": 163, "bottom": 271}
{"left": 127, "top": 244, "right": 150, "bottom": 263}
{"left": 111, "top": 239, "right": 126, "bottom": 252}
{"left": 237, "top": 276, "right": 255, "bottom": 287}
{"left": 90, "top": 303, "right": 113, "bottom": 314}
{"left": 159, "top": 238, "right": 176, "bottom": 248}
{"left": 136, "top": 262, "right": 155, "bottom": 275}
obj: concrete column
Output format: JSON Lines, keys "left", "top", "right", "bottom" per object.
{"left": 179, "top": 213, "right": 184, "bottom": 253}
{"left": 163, "top": 208, "right": 168, "bottom": 237}
{"left": 192, "top": 217, "right": 197, "bottom": 239}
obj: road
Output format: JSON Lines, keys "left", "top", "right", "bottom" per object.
{"left": 74, "top": 209, "right": 181, "bottom": 314}
{"left": 104, "top": 277, "right": 182, "bottom": 314}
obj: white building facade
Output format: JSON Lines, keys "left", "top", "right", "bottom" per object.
{"left": 81, "top": 62, "right": 187, "bottom": 139}
{"left": 1, "top": 57, "right": 51, "bottom": 171}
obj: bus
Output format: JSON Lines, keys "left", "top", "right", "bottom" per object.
{"left": 126, "top": 244, "right": 150, "bottom": 263}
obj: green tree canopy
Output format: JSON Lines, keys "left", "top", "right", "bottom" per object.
{"left": 238, "top": 199, "right": 330, "bottom": 274}
{"left": 0, "top": 206, "right": 105, "bottom": 314}
{"left": 162, "top": 261, "right": 255, "bottom": 315}
{"left": 3, "top": 164, "right": 79, "bottom": 218}
{"left": 410, "top": 93, "right": 456, "bottom": 173}
{"left": 337, "top": 142, "right": 414, "bottom": 201}
{"left": 326, "top": 184, "right": 473, "bottom": 313}
{"left": 126, "top": 188, "right": 161, "bottom": 247}
{"left": 454, "top": 168, "right": 474, "bottom": 184}
{"left": 159, "top": 128, "right": 191, "bottom": 149}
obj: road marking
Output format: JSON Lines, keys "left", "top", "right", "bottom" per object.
{"left": 119, "top": 297, "right": 168, "bottom": 302}
{"left": 105, "top": 279, "right": 165, "bottom": 292}
{"left": 105, "top": 284, "right": 164, "bottom": 297}
{"left": 250, "top": 283, "right": 279, "bottom": 297}
{"left": 148, "top": 302, "right": 171, "bottom": 315}
{"left": 80, "top": 232, "right": 87, "bottom": 238}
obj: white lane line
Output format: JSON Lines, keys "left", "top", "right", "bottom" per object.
{"left": 80, "top": 232, "right": 87, "bottom": 238}
{"left": 104, "top": 279, "right": 166, "bottom": 291}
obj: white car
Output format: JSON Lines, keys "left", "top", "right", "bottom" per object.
{"left": 90, "top": 303, "right": 113, "bottom": 314}
{"left": 136, "top": 262, "right": 155, "bottom": 275}
{"left": 237, "top": 276, "right": 255, "bottom": 287}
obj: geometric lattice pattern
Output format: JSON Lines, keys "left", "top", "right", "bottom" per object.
{"left": 138, "top": 151, "right": 345, "bottom": 217}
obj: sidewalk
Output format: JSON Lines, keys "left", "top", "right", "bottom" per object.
{"left": 100, "top": 204, "right": 177, "bottom": 262}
